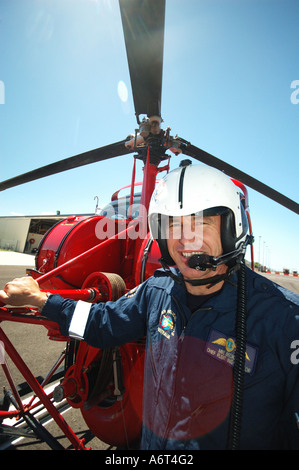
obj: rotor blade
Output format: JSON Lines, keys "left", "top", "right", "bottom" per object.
{"left": 183, "top": 142, "right": 299, "bottom": 215}
{"left": 119, "top": 0, "right": 165, "bottom": 120}
{"left": 0, "top": 139, "right": 132, "bottom": 191}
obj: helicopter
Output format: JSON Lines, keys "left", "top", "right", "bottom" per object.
{"left": 0, "top": 0, "right": 298, "bottom": 450}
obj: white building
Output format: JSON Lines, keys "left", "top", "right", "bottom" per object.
{"left": 0, "top": 214, "right": 90, "bottom": 254}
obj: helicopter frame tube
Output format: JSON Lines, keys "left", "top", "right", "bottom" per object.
{"left": 0, "top": 316, "right": 87, "bottom": 450}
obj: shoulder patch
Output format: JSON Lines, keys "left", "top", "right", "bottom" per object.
{"left": 125, "top": 285, "right": 140, "bottom": 298}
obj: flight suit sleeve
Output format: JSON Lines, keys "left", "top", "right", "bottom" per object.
{"left": 42, "top": 282, "right": 149, "bottom": 349}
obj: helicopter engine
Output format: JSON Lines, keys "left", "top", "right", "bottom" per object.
{"left": 28, "top": 210, "right": 161, "bottom": 447}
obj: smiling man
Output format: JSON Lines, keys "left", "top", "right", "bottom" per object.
{"left": 148, "top": 163, "right": 249, "bottom": 294}
{"left": 1, "top": 163, "right": 298, "bottom": 450}
{"left": 166, "top": 214, "right": 227, "bottom": 294}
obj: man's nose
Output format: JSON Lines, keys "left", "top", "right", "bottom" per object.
{"left": 180, "top": 223, "right": 203, "bottom": 248}
{"left": 180, "top": 229, "right": 195, "bottom": 243}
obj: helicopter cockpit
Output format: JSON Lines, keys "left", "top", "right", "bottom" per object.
{"left": 99, "top": 194, "right": 141, "bottom": 220}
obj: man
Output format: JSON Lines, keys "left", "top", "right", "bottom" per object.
{"left": 1, "top": 163, "right": 298, "bottom": 450}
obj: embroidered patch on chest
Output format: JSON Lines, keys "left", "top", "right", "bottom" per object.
{"left": 158, "top": 310, "right": 176, "bottom": 339}
{"left": 205, "top": 329, "right": 258, "bottom": 375}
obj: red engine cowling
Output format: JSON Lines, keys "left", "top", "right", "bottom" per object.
{"left": 35, "top": 215, "right": 128, "bottom": 288}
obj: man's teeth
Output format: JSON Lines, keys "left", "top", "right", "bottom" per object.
{"left": 182, "top": 251, "right": 204, "bottom": 258}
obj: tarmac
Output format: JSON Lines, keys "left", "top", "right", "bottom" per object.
{"left": 0, "top": 251, "right": 35, "bottom": 266}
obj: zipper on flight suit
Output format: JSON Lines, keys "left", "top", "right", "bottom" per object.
{"left": 172, "top": 295, "right": 187, "bottom": 338}
{"left": 172, "top": 295, "right": 213, "bottom": 339}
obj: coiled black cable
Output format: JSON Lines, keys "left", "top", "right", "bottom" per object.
{"left": 227, "top": 261, "right": 247, "bottom": 450}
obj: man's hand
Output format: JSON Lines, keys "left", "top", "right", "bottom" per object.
{"left": 0, "top": 276, "right": 47, "bottom": 309}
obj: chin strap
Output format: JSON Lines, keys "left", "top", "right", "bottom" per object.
{"left": 159, "top": 258, "right": 240, "bottom": 288}
{"left": 186, "top": 263, "right": 240, "bottom": 287}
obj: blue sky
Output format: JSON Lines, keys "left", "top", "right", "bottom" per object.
{"left": 0, "top": 0, "right": 298, "bottom": 272}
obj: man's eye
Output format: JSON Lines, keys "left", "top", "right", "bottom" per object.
{"left": 169, "top": 223, "right": 181, "bottom": 229}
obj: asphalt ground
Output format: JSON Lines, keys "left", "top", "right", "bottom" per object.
{"left": 1, "top": 252, "right": 299, "bottom": 451}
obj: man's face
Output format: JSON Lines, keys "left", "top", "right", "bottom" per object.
{"left": 166, "top": 214, "right": 224, "bottom": 280}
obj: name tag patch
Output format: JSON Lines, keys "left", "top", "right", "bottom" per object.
{"left": 205, "top": 329, "right": 258, "bottom": 375}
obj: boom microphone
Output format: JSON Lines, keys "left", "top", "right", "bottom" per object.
{"left": 187, "top": 254, "right": 216, "bottom": 271}
{"left": 187, "top": 235, "right": 254, "bottom": 271}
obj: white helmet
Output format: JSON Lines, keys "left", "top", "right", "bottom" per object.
{"left": 148, "top": 162, "right": 249, "bottom": 267}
